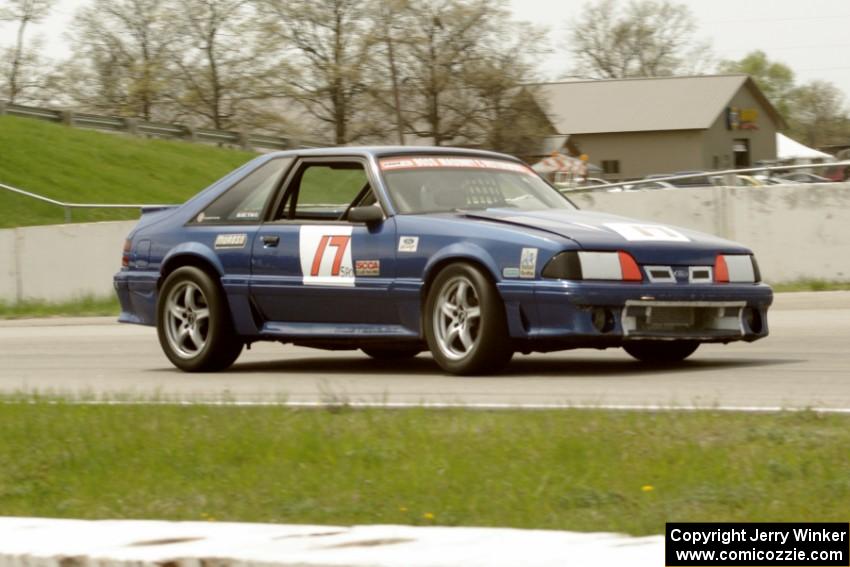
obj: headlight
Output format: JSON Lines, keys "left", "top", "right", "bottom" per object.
{"left": 542, "top": 251, "right": 642, "bottom": 281}
{"left": 714, "top": 254, "right": 760, "bottom": 283}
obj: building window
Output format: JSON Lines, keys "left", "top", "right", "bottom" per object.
{"left": 601, "top": 160, "right": 620, "bottom": 174}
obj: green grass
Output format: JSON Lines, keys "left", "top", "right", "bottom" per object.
{"left": 771, "top": 279, "right": 850, "bottom": 292}
{"left": 0, "top": 295, "right": 119, "bottom": 319}
{"left": 0, "top": 115, "right": 256, "bottom": 228}
{"left": 0, "top": 403, "right": 848, "bottom": 535}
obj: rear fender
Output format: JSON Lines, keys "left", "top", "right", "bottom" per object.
{"left": 159, "top": 242, "right": 225, "bottom": 280}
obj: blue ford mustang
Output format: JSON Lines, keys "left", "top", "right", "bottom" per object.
{"left": 114, "top": 147, "right": 772, "bottom": 375}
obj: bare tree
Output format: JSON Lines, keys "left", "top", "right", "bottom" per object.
{"left": 568, "top": 0, "right": 711, "bottom": 79}
{"left": 255, "top": 0, "right": 379, "bottom": 144}
{"left": 66, "top": 0, "right": 178, "bottom": 119}
{"left": 172, "top": 0, "right": 276, "bottom": 130}
{"left": 0, "top": 0, "right": 54, "bottom": 103}
{"left": 464, "top": 26, "right": 554, "bottom": 155}
{"left": 392, "top": 0, "right": 502, "bottom": 146}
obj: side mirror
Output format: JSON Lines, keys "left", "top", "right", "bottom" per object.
{"left": 348, "top": 205, "right": 384, "bottom": 225}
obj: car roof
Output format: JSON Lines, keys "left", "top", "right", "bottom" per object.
{"left": 264, "top": 145, "right": 524, "bottom": 163}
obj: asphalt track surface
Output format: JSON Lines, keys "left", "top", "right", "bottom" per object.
{"left": 0, "top": 292, "right": 848, "bottom": 410}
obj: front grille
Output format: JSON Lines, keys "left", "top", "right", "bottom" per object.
{"left": 622, "top": 300, "right": 744, "bottom": 338}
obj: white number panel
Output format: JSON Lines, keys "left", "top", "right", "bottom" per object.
{"left": 604, "top": 222, "right": 690, "bottom": 242}
{"left": 299, "top": 225, "right": 354, "bottom": 287}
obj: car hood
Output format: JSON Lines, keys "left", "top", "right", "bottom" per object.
{"left": 461, "top": 208, "right": 751, "bottom": 264}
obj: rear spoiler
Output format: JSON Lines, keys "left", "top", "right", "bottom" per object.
{"left": 141, "top": 205, "right": 179, "bottom": 214}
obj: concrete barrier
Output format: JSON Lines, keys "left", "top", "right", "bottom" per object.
{"left": 0, "top": 221, "right": 135, "bottom": 303}
{"left": 0, "top": 183, "right": 848, "bottom": 303}
{"left": 0, "top": 517, "right": 662, "bottom": 567}
{"left": 573, "top": 182, "right": 850, "bottom": 283}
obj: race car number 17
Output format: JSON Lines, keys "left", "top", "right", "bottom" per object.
{"left": 300, "top": 226, "right": 355, "bottom": 286}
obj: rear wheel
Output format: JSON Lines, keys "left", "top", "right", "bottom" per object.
{"left": 424, "top": 263, "right": 512, "bottom": 375}
{"left": 623, "top": 340, "right": 699, "bottom": 363}
{"left": 157, "top": 266, "right": 242, "bottom": 372}
{"left": 361, "top": 346, "right": 421, "bottom": 359}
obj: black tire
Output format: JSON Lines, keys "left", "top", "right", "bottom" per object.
{"left": 424, "top": 263, "right": 512, "bottom": 375}
{"left": 361, "top": 346, "right": 422, "bottom": 360}
{"left": 156, "top": 266, "right": 242, "bottom": 372}
{"left": 623, "top": 340, "right": 699, "bottom": 363}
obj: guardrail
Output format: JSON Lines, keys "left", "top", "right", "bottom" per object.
{"left": 0, "top": 182, "right": 174, "bottom": 222}
{"left": 0, "top": 100, "right": 329, "bottom": 151}
{"left": 5, "top": 161, "right": 850, "bottom": 223}
{"left": 559, "top": 161, "right": 850, "bottom": 193}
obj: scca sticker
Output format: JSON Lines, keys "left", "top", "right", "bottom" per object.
{"left": 299, "top": 226, "right": 354, "bottom": 286}
{"left": 355, "top": 260, "right": 380, "bottom": 276}
{"left": 605, "top": 223, "right": 690, "bottom": 242}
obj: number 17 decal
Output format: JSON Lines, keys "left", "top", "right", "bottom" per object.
{"left": 299, "top": 226, "right": 355, "bottom": 286}
{"left": 310, "top": 235, "right": 351, "bottom": 276}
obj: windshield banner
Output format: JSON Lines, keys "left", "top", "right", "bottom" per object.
{"left": 379, "top": 156, "right": 534, "bottom": 176}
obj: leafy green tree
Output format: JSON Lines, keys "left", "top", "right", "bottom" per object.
{"left": 719, "top": 50, "right": 795, "bottom": 118}
{"left": 789, "top": 80, "right": 849, "bottom": 147}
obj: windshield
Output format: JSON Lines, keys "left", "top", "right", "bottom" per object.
{"left": 379, "top": 156, "right": 576, "bottom": 214}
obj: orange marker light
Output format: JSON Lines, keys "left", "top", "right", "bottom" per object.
{"left": 618, "top": 251, "right": 642, "bottom": 281}
{"left": 714, "top": 254, "right": 729, "bottom": 283}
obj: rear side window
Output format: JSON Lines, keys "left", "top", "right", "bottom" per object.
{"left": 194, "top": 158, "right": 292, "bottom": 224}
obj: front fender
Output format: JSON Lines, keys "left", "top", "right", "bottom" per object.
{"left": 423, "top": 242, "right": 502, "bottom": 284}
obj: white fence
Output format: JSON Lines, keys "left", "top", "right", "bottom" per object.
{"left": 1, "top": 183, "right": 849, "bottom": 303}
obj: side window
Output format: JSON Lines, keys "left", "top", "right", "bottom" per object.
{"left": 281, "top": 162, "right": 369, "bottom": 220}
{"left": 194, "top": 158, "right": 292, "bottom": 224}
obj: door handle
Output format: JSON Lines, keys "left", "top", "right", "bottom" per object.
{"left": 262, "top": 235, "right": 280, "bottom": 247}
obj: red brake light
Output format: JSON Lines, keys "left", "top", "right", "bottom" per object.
{"left": 122, "top": 239, "right": 132, "bottom": 268}
{"left": 714, "top": 254, "right": 729, "bottom": 282}
{"left": 618, "top": 251, "right": 642, "bottom": 281}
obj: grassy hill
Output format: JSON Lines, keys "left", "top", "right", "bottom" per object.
{"left": 0, "top": 115, "right": 256, "bottom": 228}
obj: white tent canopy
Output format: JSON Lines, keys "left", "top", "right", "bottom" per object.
{"left": 776, "top": 133, "right": 834, "bottom": 161}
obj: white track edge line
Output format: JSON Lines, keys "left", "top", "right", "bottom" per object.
{"left": 4, "top": 399, "right": 850, "bottom": 413}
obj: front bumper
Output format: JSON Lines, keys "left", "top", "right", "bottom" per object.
{"left": 500, "top": 280, "right": 772, "bottom": 345}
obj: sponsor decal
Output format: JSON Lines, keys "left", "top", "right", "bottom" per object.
{"left": 398, "top": 235, "right": 419, "bottom": 253}
{"left": 520, "top": 248, "right": 538, "bottom": 278}
{"left": 604, "top": 222, "right": 690, "bottom": 242}
{"left": 379, "top": 156, "right": 534, "bottom": 176}
{"left": 355, "top": 260, "right": 381, "bottom": 277}
{"left": 502, "top": 267, "right": 520, "bottom": 278}
{"left": 235, "top": 210, "right": 260, "bottom": 220}
{"left": 299, "top": 225, "right": 354, "bottom": 287}
{"left": 214, "top": 233, "right": 247, "bottom": 249}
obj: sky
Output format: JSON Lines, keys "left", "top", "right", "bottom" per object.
{"left": 2, "top": 0, "right": 850, "bottom": 104}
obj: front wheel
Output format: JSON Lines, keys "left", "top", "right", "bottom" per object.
{"left": 156, "top": 266, "right": 242, "bottom": 372}
{"left": 424, "top": 263, "right": 512, "bottom": 375}
{"left": 623, "top": 340, "right": 699, "bottom": 363}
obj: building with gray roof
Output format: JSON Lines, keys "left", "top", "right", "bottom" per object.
{"left": 529, "top": 74, "right": 786, "bottom": 180}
